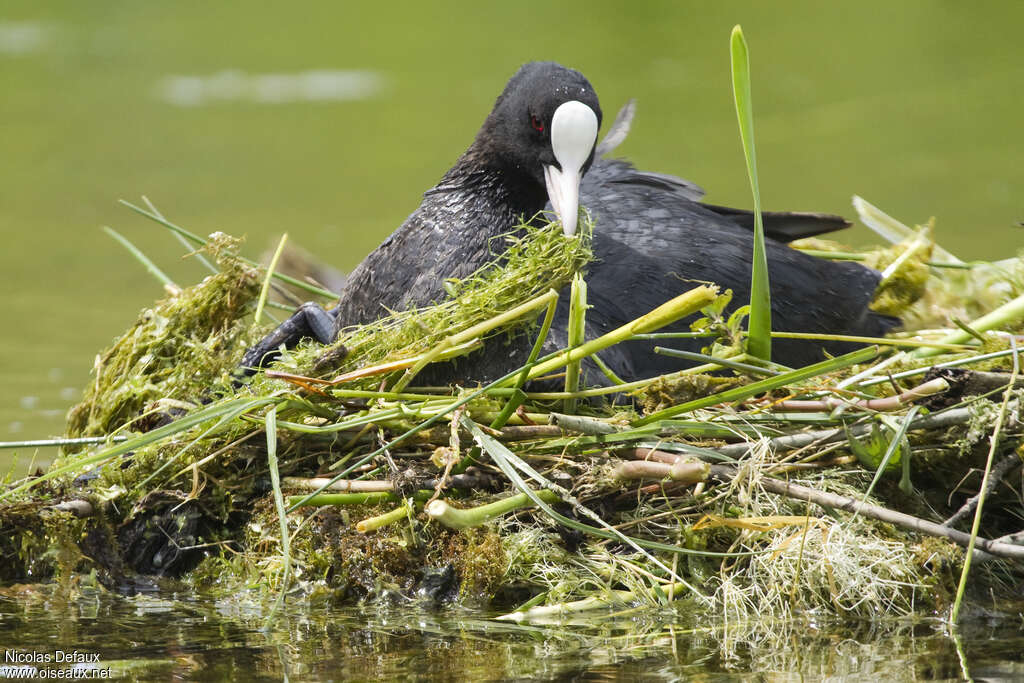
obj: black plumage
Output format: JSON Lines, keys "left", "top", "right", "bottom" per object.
{"left": 242, "top": 61, "right": 896, "bottom": 385}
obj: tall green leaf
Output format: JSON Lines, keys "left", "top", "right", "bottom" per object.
{"left": 730, "top": 25, "right": 772, "bottom": 361}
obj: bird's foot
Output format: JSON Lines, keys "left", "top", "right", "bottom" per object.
{"left": 238, "top": 301, "right": 340, "bottom": 375}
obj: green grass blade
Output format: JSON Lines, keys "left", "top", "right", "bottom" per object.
{"left": 254, "top": 233, "right": 288, "bottom": 325}
{"left": 767, "top": 330, "right": 969, "bottom": 351}
{"left": 263, "top": 404, "right": 292, "bottom": 630}
{"left": 852, "top": 406, "right": 920, "bottom": 521}
{"left": 133, "top": 396, "right": 285, "bottom": 491}
{"left": 102, "top": 226, "right": 177, "bottom": 290}
{"left": 142, "top": 195, "right": 218, "bottom": 274}
{"left": 0, "top": 436, "right": 129, "bottom": 450}
{"left": 391, "top": 289, "right": 559, "bottom": 392}
{"left": 512, "top": 293, "right": 559, "bottom": 391}
{"left": 119, "top": 200, "right": 339, "bottom": 300}
{"left": 452, "top": 296, "right": 560, "bottom": 475}
{"left": 653, "top": 348, "right": 778, "bottom": 376}
{"left": 952, "top": 340, "right": 1019, "bottom": 623}
{"left": 286, "top": 361, "right": 562, "bottom": 512}
{"left": 590, "top": 353, "right": 626, "bottom": 385}
{"left": 636, "top": 345, "right": 879, "bottom": 425}
{"left": 0, "top": 396, "right": 278, "bottom": 501}
{"left": 731, "top": 25, "right": 771, "bottom": 361}
{"left": 563, "top": 272, "right": 587, "bottom": 413}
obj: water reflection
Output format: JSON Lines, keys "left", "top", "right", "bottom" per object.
{"left": 1, "top": 583, "right": 1022, "bottom": 680}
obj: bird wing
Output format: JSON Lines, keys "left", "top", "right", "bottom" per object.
{"left": 590, "top": 103, "right": 850, "bottom": 242}
{"left": 701, "top": 204, "right": 852, "bottom": 242}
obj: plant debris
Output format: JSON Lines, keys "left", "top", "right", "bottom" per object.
{"left": 3, "top": 201, "right": 1023, "bottom": 625}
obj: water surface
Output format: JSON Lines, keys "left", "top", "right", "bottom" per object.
{"left": 2, "top": 4, "right": 1023, "bottom": 677}
{"left": 2, "top": 584, "right": 1023, "bottom": 681}
{"left": 2, "top": 2, "right": 1022, "bottom": 471}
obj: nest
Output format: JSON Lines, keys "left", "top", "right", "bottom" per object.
{"left": 3, "top": 201, "right": 1023, "bottom": 625}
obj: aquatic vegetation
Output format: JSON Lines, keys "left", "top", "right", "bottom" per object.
{"left": 2, "top": 194, "right": 1023, "bottom": 629}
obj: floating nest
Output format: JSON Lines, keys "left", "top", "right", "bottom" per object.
{"left": 3, "top": 201, "right": 1023, "bottom": 624}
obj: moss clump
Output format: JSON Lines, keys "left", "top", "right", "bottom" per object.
{"left": 0, "top": 502, "right": 90, "bottom": 584}
{"left": 912, "top": 536, "right": 963, "bottom": 606}
{"left": 295, "top": 219, "right": 594, "bottom": 381}
{"left": 972, "top": 335, "right": 1013, "bottom": 372}
{"left": 865, "top": 239, "right": 932, "bottom": 316}
{"left": 635, "top": 373, "right": 747, "bottom": 414}
{"left": 65, "top": 234, "right": 261, "bottom": 442}
{"left": 435, "top": 527, "right": 506, "bottom": 605}
{"left": 244, "top": 500, "right": 421, "bottom": 600}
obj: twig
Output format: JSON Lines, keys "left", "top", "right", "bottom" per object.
{"left": 774, "top": 377, "right": 949, "bottom": 412}
{"left": 498, "top": 425, "right": 563, "bottom": 441}
{"left": 942, "top": 449, "right": 1023, "bottom": 529}
{"left": 288, "top": 491, "right": 432, "bottom": 507}
{"left": 712, "top": 403, "right": 1012, "bottom": 459}
{"left": 627, "top": 447, "right": 683, "bottom": 465}
{"left": 925, "top": 368, "right": 1024, "bottom": 398}
{"left": 973, "top": 530, "right": 1024, "bottom": 565}
{"left": 708, "top": 465, "right": 1024, "bottom": 560}
{"left": 612, "top": 459, "right": 709, "bottom": 484}
{"left": 428, "top": 405, "right": 465, "bottom": 505}
{"left": 637, "top": 345, "right": 880, "bottom": 425}
{"left": 283, "top": 470, "right": 498, "bottom": 495}
{"left": 627, "top": 445, "right": 853, "bottom": 473}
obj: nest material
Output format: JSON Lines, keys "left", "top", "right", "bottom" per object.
{"left": 66, "top": 233, "right": 261, "bottom": 442}
{"left": 4, "top": 214, "right": 1024, "bottom": 624}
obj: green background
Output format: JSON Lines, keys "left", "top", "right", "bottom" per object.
{"left": 2, "top": 1, "right": 1021, "bottom": 472}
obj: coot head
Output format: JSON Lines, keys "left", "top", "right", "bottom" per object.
{"left": 472, "top": 61, "right": 603, "bottom": 235}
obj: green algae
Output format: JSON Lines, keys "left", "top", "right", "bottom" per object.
{"left": 65, "top": 233, "right": 261, "bottom": 443}
{"left": 3, "top": 203, "right": 1024, "bottom": 626}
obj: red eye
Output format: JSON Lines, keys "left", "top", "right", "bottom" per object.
{"left": 530, "top": 114, "right": 544, "bottom": 132}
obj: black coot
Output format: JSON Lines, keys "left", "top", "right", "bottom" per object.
{"left": 242, "top": 62, "right": 896, "bottom": 385}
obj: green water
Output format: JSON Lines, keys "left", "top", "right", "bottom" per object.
{"left": 2, "top": 584, "right": 1023, "bottom": 681}
{"left": 3, "top": 1, "right": 1023, "bottom": 467}
{"left": 2, "top": 2, "right": 1023, "bottom": 678}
